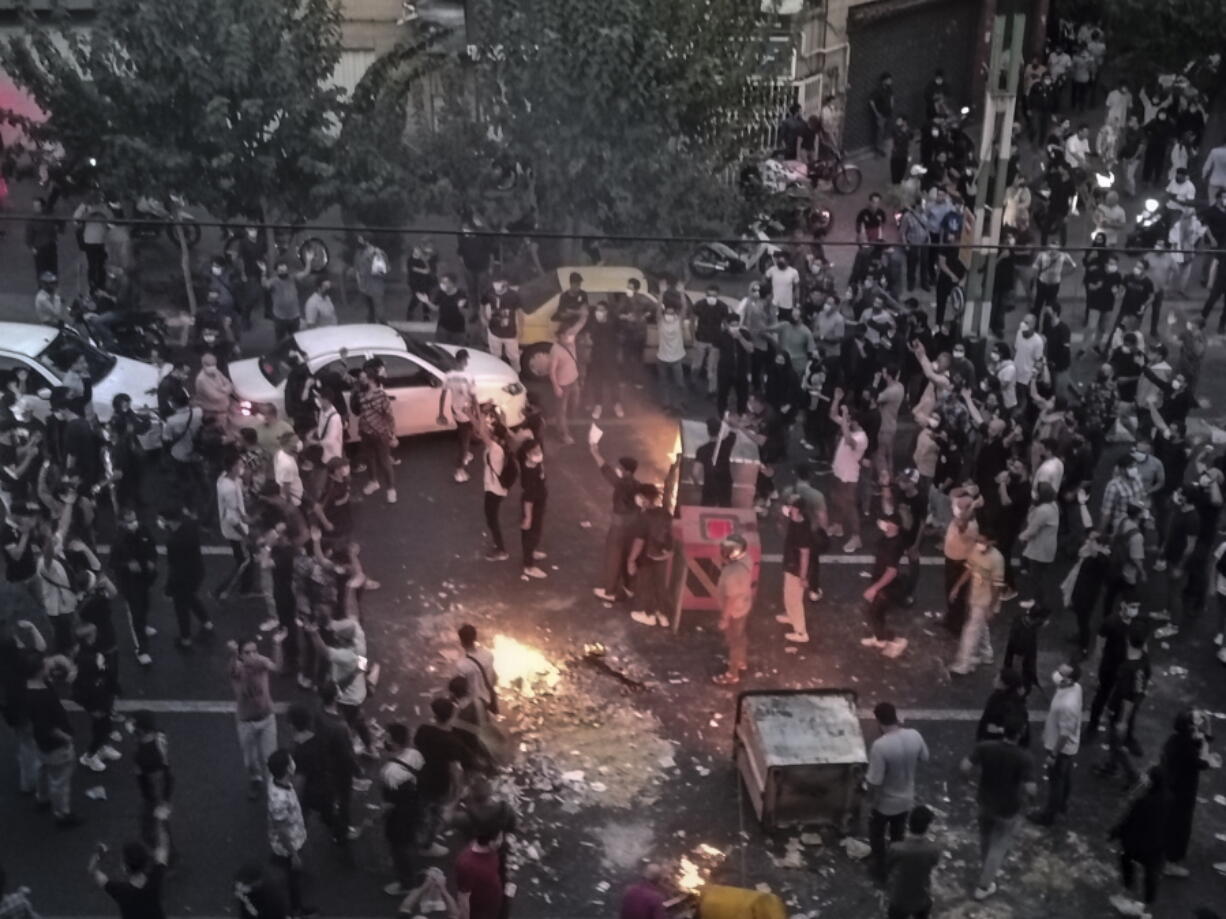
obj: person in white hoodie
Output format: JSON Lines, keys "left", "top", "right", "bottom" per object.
{"left": 1013, "top": 313, "right": 1046, "bottom": 408}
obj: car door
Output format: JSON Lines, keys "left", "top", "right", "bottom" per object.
{"left": 377, "top": 353, "right": 443, "bottom": 436}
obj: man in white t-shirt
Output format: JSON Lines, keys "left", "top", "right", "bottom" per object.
{"left": 828, "top": 399, "right": 869, "bottom": 552}
{"left": 311, "top": 393, "right": 344, "bottom": 464}
{"left": 1012, "top": 313, "right": 1046, "bottom": 392}
{"left": 765, "top": 252, "right": 800, "bottom": 314}
{"left": 1064, "top": 125, "right": 1091, "bottom": 170}
{"left": 454, "top": 623, "right": 497, "bottom": 708}
{"left": 273, "top": 432, "right": 304, "bottom": 507}
{"left": 438, "top": 349, "right": 478, "bottom": 482}
{"left": 1165, "top": 167, "right": 1197, "bottom": 213}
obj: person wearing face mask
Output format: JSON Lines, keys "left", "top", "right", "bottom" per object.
{"left": 1028, "top": 662, "right": 1082, "bottom": 827}
{"left": 1086, "top": 599, "right": 1144, "bottom": 741}
{"left": 712, "top": 534, "right": 753, "bottom": 685}
{"left": 1012, "top": 315, "right": 1045, "bottom": 403}
{"left": 947, "top": 535, "right": 1005, "bottom": 676}
{"left": 434, "top": 273, "right": 469, "bottom": 346}
{"left": 653, "top": 297, "right": 687, "bottom": 415}
{"left": 715, "top": 314, "right": 752, "bottom": 417}
{"left": 1100, "top": 456, "right": 1147, "bottom": 535}
{"left": 813, "top": 297, "right": 845, "bottom": 350}
{"left": 260, "top": 258, "right": 311, "bottom": 341}
{"left": 988, "top": 344, "right": 1018, "bottom": 413}
{"left": 517, "top": 439, "right": 548, "bottom": 580}
{"left": 481, "top": 277, "right": 523, "bottom": 372}
{"left": 209, "top": 254, "right": 239, "bottom": 317}
{"left": 355, "top": 233, "right": 389, "bottom": 324}
{"left": 1085, "top": 252, "right": 1123, "bottom": 348}
{"left": 194, "top": 353, "right": 236, "bottom": 432}
{"left": 548, "top": 312, "right": 586, "bottom": 445}
{"left": 110, "top": 508, "right": 159, "bottom": 667}
{"left": 302, "top": 276, "right": 336, "bottom": 329}
{"left": 585, "top": 301, "right": 623, "bottom": 420}
{"left": 861, "top": 514, "right": 908, "bottom": 659}
{"left": 689, "top": 286, "right": 726, "bottom": 397}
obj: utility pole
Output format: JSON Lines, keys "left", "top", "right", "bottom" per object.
{"left": 962, "top": 12, "right": 1025, "bottom": 341}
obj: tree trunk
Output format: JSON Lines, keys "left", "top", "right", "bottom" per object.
{"left": 558, "top": 213, "right": 580, "bottom": 266}
{"left": 176, "top": 224, "right": 197, "bottom": 314}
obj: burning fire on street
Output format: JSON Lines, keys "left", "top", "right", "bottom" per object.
{"left": 491, "top": 634, "right": 561, "bottom": 698}
{"left": 676, "top": 844, "right": 725, "bottom": 893}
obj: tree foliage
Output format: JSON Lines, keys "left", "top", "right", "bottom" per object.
{"left": 0, "top": 0, "right": 345, "bottom": 224}
{"left": 1103, "top": 0, "right": 1226, "bottom": 87}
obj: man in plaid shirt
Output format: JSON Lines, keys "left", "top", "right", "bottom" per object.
{"left": 1099, "top": 455, "right": 1146, "bottom": 534}
{"left": 356, "top": 367, "right": 397, "bottom": 504}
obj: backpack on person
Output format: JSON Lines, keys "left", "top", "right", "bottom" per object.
{"left": 488, "top": 446, "right": 518, "bottom": 491}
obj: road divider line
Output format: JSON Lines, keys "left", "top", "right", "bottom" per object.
{"left": 760, "top": 552, "right": 943, "bottom": 565}
{"left": 71, "top": 699, "right": 1054, "bottom": 722}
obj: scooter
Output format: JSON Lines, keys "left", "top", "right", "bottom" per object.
{"left": 123, "top": 196, "right": 203, "bottom": 247}
{"left": 221, "top": 221, "right": 331, "bottom": 273}
{"left": 688, "top": 221, "right": 782, "bottom": 278}
{"left": 66, "top": 298, "right": 168, "bottom": 363}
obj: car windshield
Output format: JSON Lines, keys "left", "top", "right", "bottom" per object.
{"left": 258, "top": 336, "right": 301, "bottom": 386}
{"left": 399, "top": 333, "right": 455, "bottom": 371}
{"left": 36, "top": 331, "right": 116, "bottom": 382}
{"left": 517, "top": 272, "right": 562, "bottom": 316}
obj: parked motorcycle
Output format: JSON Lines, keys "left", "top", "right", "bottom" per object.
{"left": 123, "top": 196, "right": 203, "bottom": 247}
{"left": 222, "top": 221, "right": 330, "bottom": 273}
{"left": 688, "top": 221, "right": 782, "bottom": 279}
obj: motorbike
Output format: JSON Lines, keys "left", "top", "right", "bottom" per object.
{"left": 125, "top": 196, "right": 203, "bottom": 247}
{"left": 222, "top": 221, "right": 330, "bottom": 273}
{"left": 1124, "top": 197, "right": 1175, "bottom": 251}
{"left": 688, "top": 220, "right": 782, "bottom": 279}
{"left": 66, "top": 298, "right": 168, "bottom": 363}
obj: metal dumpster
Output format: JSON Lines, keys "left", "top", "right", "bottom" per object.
{"left": 733, "top": 689, "right": 867, "bottom": 832}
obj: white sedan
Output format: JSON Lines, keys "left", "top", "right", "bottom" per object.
{"left": 229, "top": 324, "right": 528, "bottom": 434}
{"left": 0, "top": 321, "right": 163, "bottom": 437}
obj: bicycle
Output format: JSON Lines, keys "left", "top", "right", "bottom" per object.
{"left": 808, "top": 150, "right": 862, "bottom": 195}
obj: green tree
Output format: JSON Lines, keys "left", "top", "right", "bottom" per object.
{"left": 1, "top": 0, "right": 345, "bottom": 309}
{"left": 1104, "top": 0, "right": 1226, "bottom": 88}
{"left": 374, "top": 0, "right": 784, "bottom": 270}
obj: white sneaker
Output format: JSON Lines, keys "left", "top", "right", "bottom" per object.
{"left": 136, "top": 652, "right": 153, "bottom": 667}
{"left": 860, "top": 637, "right": 886, "bottom": 649}
{"left": 1152, "top": 624, "right": 1179, "bottom": 640}
{"left": 462, "top": 452, "right": 474, "bottom": 467}
{"left": 98, "top": 745, "right": 122, "bottom": 762}
{"left": 1018, "top": 599, "right": 1036, "bottom": 609}
{"left": 843, "top": 538, "right": 861, "bottom": 553}
{"left": 362, "top": 480, "right": 381, "bottom": 495}
{"left": 347, "top": 826, "right": 363, "bottom": 841}
{"left": 386, "top": 488, "right": 397, "bottom": 504}
{"left": 593, "top": 588, "right": 617, "bottom": 601}
{"left": 655, "top": 614, "right": 670, "bottom": 628}
{"left": 144, "top": 625, "right": 158, "bottom": 637}
{"left": 522, "top": 566, "right": 548, "bottom": 579}
{"left": 533, "top": 550, "right": 547, "bottom": 560}
{"left": 1162, "top": 863, "right": 1190, "bottom": 877}
{"left": 454, "top": 468, "right": 470, "bottom": 483}
{"left": 79, "top": 753, "right": 106, "bottom": 773}
{"left": 1215, "top": 632, "right": 1224, "bottom": 647}
{"left": 807, "top": 589, "right": 823, "bottom": 602}
{"left": 614, "top": 403, "right": 625, "bottom": 418}
{"left": 259, "top": 618, "right": 280, "bottom": 632}
{"left": 591, "top": 405, "right": 603, "bottom": 419}
{"left": 1109, "top": 894, "right": 1147, "bottom": 917}
{"left": 775, "top": 614, "right": 791, "bottom": 624}
{"left": 383, "top": 882, "right": 409, "bottom": 897}
{"left": 785, "top": 632, "right": 810, "bottom": 643}
{"left": 973, "top": 882, "right": 998, "bottom": 901}
{"left": 629, "top": 611, "right": 656, "bottom": 626}
{"left": 882, "top": 638, "right": 909, "bottom": 658}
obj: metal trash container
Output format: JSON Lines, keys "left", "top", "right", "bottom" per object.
{"left": 667, "top": 418, "right": 760, "bottom": 511}
{"left": 733, "top": 689, "right": 867, "bottom": 832}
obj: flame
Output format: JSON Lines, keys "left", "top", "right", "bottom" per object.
{"left": 696, "top": 843, "right": 723, "bottom": 858}
{"left": 677, "top": 856, "right": 704, "bottom": 893}
{"left": 491, "top": 634, "right": 560, "bottom": 698}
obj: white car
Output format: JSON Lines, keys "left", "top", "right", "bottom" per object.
{"left": 229, "top": 324, "right": 527, "bottom": 435}
{"left": 0, "top": 321, "right": 163, "bottom": 438}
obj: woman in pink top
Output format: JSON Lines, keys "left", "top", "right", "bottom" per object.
{"left": 549, "top": 311, "right": 587, "bottom": 445}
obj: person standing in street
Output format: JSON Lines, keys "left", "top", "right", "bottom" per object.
{"left": 354, "top": 234, "right": 389, "bottom": 324}
{"left": 865, "top": 702, "right": 929, "bottom": 884}
{"left": 261, "top": 260, "right": 311, "bottom": 341}
{"left": 265, "top": 749, "right": 315, "bottom": 919}
{"left": 228, "top": 634, "right": 284, "bottom": 800}
{"left": 437, "top": 349, "right": 477, "bottom": 484}
{"left": 776, "top": 497, "right": 812, "bottom": 644}
{"left": 868, "top": 72, "right": 894, "bottom": 156}
{"left": 960, "top": 717, "right": 1036, "bottom": 901}
{"left": 24, "top": 649, "right": 83, "bottom": 827}
{"left": 216, "top": 451, "right": 255, "bottom": 599}
{"left": 1093, "top": 622, "right": 1151, "bottom": 788}
{"left": 355, "top": 370, "right": 397, "bottom": 504}
{"left": 948, "top": 535, "right": 1005, "bottom": 677}
{"left": 827, "top": 397, "right": 868, "bottom": 553}
{"left": 627, "top": 485, "right": 675, "bottom": 629}
{"left": 885, "top": 805, "right": 941, "bottom": 919}
{"left": 302, "top": 276, "right": 337, "bottom": 329}
{"left": 25, "top": 196, "right": 60, "bottom": 280}
{"left": 713, "top": 534, "right": 754, "bottom": 686}
{"left": 481, "top": 278, "right": 523, "bottom": 372}
{"left": 453, "top": 832, "right": 503, "bottom": 919}
{"left": 110, "top": 508, "right": 158, "bottom": 668}
{"left": 379, "top": 722, "right": 426, "bottom": 897}
{"left": 87, "top": 804, "right": 171, "bottom": 919}
{"left": 34, "top": 271, "right": 65, "bottom": 325}
{"left": 476, "top": 415, "right": 512, "bottom": 562}
{"left": 518, "top": 439, "right": 549, "bottom": 580}
{"left": 861, "top": 514, "right": 908, "bottom": 659}
{"left": 690, "top": 286, "right": 726, "bottom": 398}
{"left": 1108, "top": 765, "right": 1167, "bottom": 918}
{"left": 1029, "top": 662, "right": 1083, "bottom": 827}
{"left": 1160, "top": 709, "right": 1214, "bottom": 880}
{"left": 162, "top": 506, "right": 211, "bottom": 650}
{"left": 591, "top": 443, "right": 640, "bottom": 603}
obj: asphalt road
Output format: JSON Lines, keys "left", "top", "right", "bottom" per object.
{"left": 1, "top": 386, "right": 1225, "bottom": 919}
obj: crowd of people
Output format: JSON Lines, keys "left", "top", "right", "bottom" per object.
{"left": 3, "top": 15, "right": 1226, "bottom": 919}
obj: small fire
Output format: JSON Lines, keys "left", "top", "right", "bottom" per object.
{"left": 677, "top": 856, "right": 704, "bottom": 894}
{"left": 491, "top": 634, "right": 561, "bottom": 698}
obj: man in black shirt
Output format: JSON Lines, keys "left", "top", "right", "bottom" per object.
{"left": 519, "top": 440, "right": 548, "bottom": 580}
{"left": 89, "top": 805, "right": 171, "bottom": 919}
{"left": 434, "top": 273, "right": 468, "bottom": 346}
{"left": 111, "top": 508, "right": 159, "bottom": 667}
{"left": 694, "top": 418, "right": 735, "bottom": 507}
{"left": 778, "top": 497, "right": 813, "bottom": 643}
{"left": 414, "top": 698, "right": 477, "bottom": 857}
{"left": 855, "top": 192, "right": 888, "bottom": 243}
{"left": 715, "top": 314, "right": 752, "bottom": 417}
{"left": 1094, "top": 622, "right": 1150, "bottom": 785}
{"left": 591, "top": 443, "right": 639, "bottom": 602}
{"left": 131, "top": 710, "right": 174, "bottom": 852}
{"left": 1086, "top": 601, "right": 1144, "bottom": 738}
{"left": 1039, "top": 302, "right": 1071, "bottom": 395}
{"left": 481, "top": 278, "right": 523, "bottom": 372}
{"left": 868, "top": 73, "right": 894, "bottom": 156}
{"left": 162, "top": 507, "right": 211, "bottom": 650}
{"left": 1118, "top": 260, "right": 1155, "bottom": 323}
{"left": 690, "top": 286, "right": 727, "bottom": 396}
{"left": 585, "top": 302, "right": 623, "bottom": 419}
{"left": 1, "top": 502, "right": 38, "bottom": 601}
{"left": 628, "top": 484, "right": 675, "bottom": 629}
{"left": 862, "top": 514, "right": 908, "bottom": 658}
{"left": 234, "top": 863, "right": 288, "bottom": 919}
{"left": 287, "top": 703, "right": 350, "bottom": 855}
{"left": 894, "top": 470, "right": 927, "bottom": 604}
{"left": 555, "top": 272, "right": 588, "bottom": 327}
{"left": 1159, "top": 487, "right": 1200, "bottom": 626}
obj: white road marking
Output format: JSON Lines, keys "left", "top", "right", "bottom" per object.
{"left": 74, "top": 699, "right": 1053, "bottom": 722}
{"left": 760, "top": 552, "right": 943, "bottom": 565}
{"left": 96, "top": 544, "right": 232, "bottom": 556}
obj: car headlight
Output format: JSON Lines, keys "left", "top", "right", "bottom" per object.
{"left": 503, "top": 382, "right": 525, "bottom": 396}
